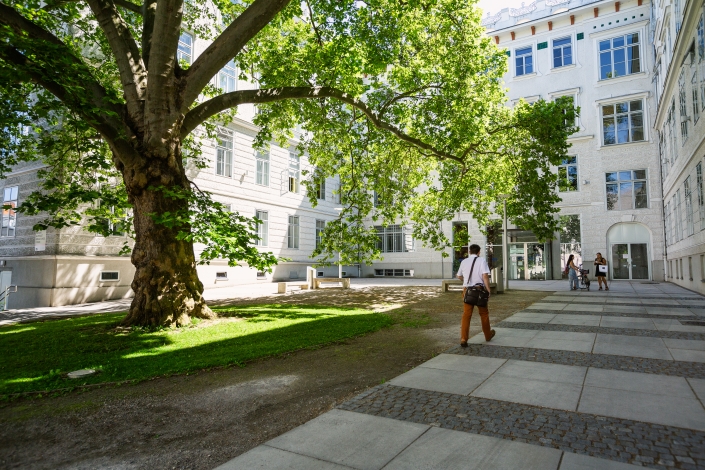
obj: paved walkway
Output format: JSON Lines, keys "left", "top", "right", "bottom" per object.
{"left": 219, "top": 284, "right": 705, "bottom": 469}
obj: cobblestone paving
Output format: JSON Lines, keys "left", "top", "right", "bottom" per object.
{"left": 448, "top": 344, "right": 705, "bottom": 379}
{"left": 338, "top": 384, "right": 705, "bottom": 469}
{"left": 498, "top": 321, "right": 705, "bottom": 341}
{"left": 525, "top": 310, "right": 697, "bottom": 320}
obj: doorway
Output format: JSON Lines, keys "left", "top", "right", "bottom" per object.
{"left": 611, "top": 243, "right": 649, "bottom": 280}
{"left": 0, "top": 271, "right": 12, "bottom": 310}
{"left": 508, "top": 243, "right": 546, "bottom": 280}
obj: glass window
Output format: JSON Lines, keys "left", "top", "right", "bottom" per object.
{"left": 374, "top": 225, "right": 412, "bottom": 253}
{"left": 694, "top": 72, "right": 701, "bottom": 124}
{"left": 679, "top": 70, "right": 689, "bottom": 141}
{"left": 605, "top": 170, "right": 648, "bottom": 210}
{"left": 602, "top": 100, "right": 644, "bottom": 145}
{"left": 177, "top": 32, "right": 193, "bottom": 65}
{"left": 255, "top": 210, "right": 268, "bottom": 246}
{"left": 599, "top": 33, "right": 640, "bottom": 80}
{"left": 287, "top": 215, "right": 299, "bottom": 249}
{"left": 515, "top": 47, "right": 533, "bottom": 76}
{"left": 558, "top": 156, "right": 578, "bottom": 192}
{"left": 676, "top": 190, "right": 683, "bottom": 241}
{"left": 218, "top": 60, "right": 237, "bottom": 93}
{"left": 315, "top": 219, "right": 325, "bottom": 248}
{"left": 674, "top": 0, "right": 682, "bottom": 33}
{"left": 685, "top": 176, "right": 694, "bottom": 237}
{"left": 553, "top": 37, "right": 572, "bottom": 68}
{"left": 698, "top": 13, "right": 704, "bottom": 61}
{"left": 255, "top": 152, "right": 269, "bottom": 186}
{"left": 216, "top": 132, "right": 233, "bottom": 177}
{"left": 698, "top": 163, "right": 705, "bottom": 231}
{"left": 317, "top": 178, "right": 326, "bottom": 200}
{"left": 288, "top": 153, "right": 300, "bottom": 193}
{"left": 1, "top": 186, "right": 18, "bottom": 237}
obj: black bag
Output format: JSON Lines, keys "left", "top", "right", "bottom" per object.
{"left": 462, "top": 258, "right": 490, "bottom": 307}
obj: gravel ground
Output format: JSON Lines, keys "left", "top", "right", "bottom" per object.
{"left": 0, "top": 287, "right": 547, "bottom": 470}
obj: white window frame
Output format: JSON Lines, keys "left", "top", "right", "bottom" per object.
{"left": 605, "top": 170, "right": 648, "bottom": 211}
{"left": 177, "top": 32, "right": 193, "bottom": 65}
{"left": 215, "top": 130, "right": 233, "bottom": 178}
{"left": 514, "top": 46, "right": 534, "bottom": 77}
{"left": 548, "top": 88, "right": 580, "bottom": 130}
{"left": 255, "top": 210, "right": 268, "bottom": 246}
{"left": 287, "top": 215, "right": 299, "bottom": 249}
{"left": 1, "top": 186, "right": 18, "bottom": 238}
{"left": 557, "top": 156, "right": 578, "bottom": 193}
{"left": 288, "top": 153, "right": 300, "bottom": 194}
{"left": 597, "top": 31, "right": 642, "bottom": 81}
{"left": 596, "top": 94, "right": 648, "bottom": 147}
{"left": 315, "top": 219, "right": 325, "bottom": 249}
{"left": 255, "top": 152, "right": 270, "bottom": 186}
{"left": 218, "top": 60, "right": 237, "bottom": 93}
{"left": 552, "top": 36, "right": 573, "bottom": 69}
{"left": 100, "top": 271, "right": 120, "bottom": 282}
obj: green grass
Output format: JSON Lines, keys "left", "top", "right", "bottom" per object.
{"left": 0, "top": 304, "right": 392, "bottom": 396}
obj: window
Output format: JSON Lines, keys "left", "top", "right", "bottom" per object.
{"left": 218, "top": 60, "right": 237, "bottom": 93}
{"left": 554, "top": 94, "right": 576, "bottom": 127}
{"left": 100, "top": 271, "right": 119, "bottom": 281}
{"left": 515, "top": 47, "right": 533, "bottom": 76}
{"left": 674, "top": 0, "right": 682, "bottom": 34}
{"left": 602, "top": 100, "right": 644, "bottom": 145}
{"left": 599, "top": 33, "right": 640, "bottom": 80}
{"left": 216, "top": 272, "right": 228, "bottom": 280}
{"left": 288, "top": 153, "right": 300, "bottom": 193}
{"left": 315, "top": 219, "right": 325, "bottom": 248}
{"left": 698, "top": 13, "right": 705, "bottom": 61}
{"left": 689, "top": 257, "right": 693, "bottom": 281}
{"left": 374, "top": 225, "right": 413, "bottom": 253}
{"left": 698, "top": 163, "right": 705, "bottom": 230}
{"left": 287, "top": 215, "right": 299, "bottom": 248}
{"left": 660, "top": 132, "right": 669, "bottom": 177}
{"left": 685, "top": 176, "right": 694, "bottom": 237}
{"left": 255, "top": 152, "right": 269, "bottom": 186}
{"left": 605, "top": 170, "right": 647, "bottom": 210}
{"left": 216, "top": 132, "right": 233, "bottom": 177}
{"left": 665, "top": 201, "right": 672, "bottom": 245}
{"left": 334, "top": 183, "right": 342, "bottom": 204}
{"left": 374, "top": 269, "right": 413, "bottom": 277}
{"left": 667, "top": 99, "right": 677, "bottom": 163}
{"left": 177, "top": 32, "right": 193, "bottom": 65}
{"left": 558, "top": 156, "right": 578, "bottom": 192}
{"left": 1, "top": 186, "right": 18, "bottom": 238}
{"left": 679, "top": 70, "right": 688, "bottom": 141}
{"left": 255, "top": 210, "right": 268, "bottom": 246}
{"left": 676, "top": 190, "right": 683, "bottom": 241}
{"left": 553, "top": 37, "right": 572, "bottom": 68}
{"left": 317, "top": 178, "right": 326, "bottom": 200}
{"left": 693, "top": 72, "right": 700, "bottom": 124}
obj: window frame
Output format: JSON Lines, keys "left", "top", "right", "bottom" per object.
{"left": 557, "top": 156, "right": 578, "bottom": 193}
{"left": 605, "top": 169, "right": 648, "bottom": 211}
{"left": 177, "top": 31, "right": 193, "bottom": 65}
{"left": 255, "top": 151, "right": 270, "bottom": 187}
{"left": 598, "top": 31, "right": 641, "bottom": 81}
{"left": 218, "top": 60, "right": 237, "bottom": 93}
{"left": 552, "top": 36, "right": 573, "bottom": 69}
{"left": 288, "top": 152, "right": 300, "bottom": 194}
{"left": 514, "top": 46, "right": 534, "bottom": 77}
{"left": 600, "top": 98, "right": 645, "bottom": 146}
{"left": 255, "top": 210, "right": 268, "bottom": 247}
{"left": 374, "top": 225, "right": 413, "bottom": 253}
{"left": 315, "top": 219, "right": 325, "bottom": 249}
{"left": 215, "top": 131, "right": 234, "bottom": 178}
{"left": 287, "top": 215, "right": 300, "bottom": 249}
{"left": 1, "top": 186, "right": 18, "bottom": 238}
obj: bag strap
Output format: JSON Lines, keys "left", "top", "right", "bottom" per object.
{"left": 467, "top": 257, "right": 477, "bottom": 285}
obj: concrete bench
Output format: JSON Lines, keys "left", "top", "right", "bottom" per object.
{"left": 442, "top": 279, "right": 498, "bottom": 295}
{"left": 312, "top": 278, "right": 351, "bottom": 289}
{"left": 277, "top": 282, "right": 309, "bottom": 294}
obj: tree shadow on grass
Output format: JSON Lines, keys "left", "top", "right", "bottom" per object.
{"left": 0, "top": 306, "right": 391, "bottom": 396}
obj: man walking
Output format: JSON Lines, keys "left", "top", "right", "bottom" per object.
{"left": 456, "top": 244, "right": 496, "bottom": 347}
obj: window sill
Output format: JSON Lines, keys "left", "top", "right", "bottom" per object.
{"left": 599, "top": 140, "right": 650, "bottom": 150}
{"left": 550, "top": 64, "right": 577, "bottom": 73}
{"left": 596, "top": 71, "right": 647, "bottom": 86}
{"left": 512, "top": 72, "right": 538, "bottom": 81}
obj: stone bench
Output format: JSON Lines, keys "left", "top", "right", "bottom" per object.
{"left": 312, "top": 277, "right": 351, "bottom": 289}
{"left": 277, "top": 282, "right": 310, "bottom": 294}
{"left": 442, "top": 279, "right": 498, "bottom": 294}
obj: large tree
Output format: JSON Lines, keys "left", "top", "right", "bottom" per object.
{"left": 0, "top": 0, "right": 576, "bottom": 326}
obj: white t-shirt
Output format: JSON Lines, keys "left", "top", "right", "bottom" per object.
{"left": 457, "top": 255, "right": 491, "bottom": 287}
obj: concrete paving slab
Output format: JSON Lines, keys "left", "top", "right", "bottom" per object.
{"left": 389, "top": 367, "right": 492, "bottom": 395}
{"left": 643, "top": 299, "right": 678, "bottom": 305}
{"left": 467, "top": 328, "right": 537, "bottom": 347}
{"left": 652, "top": 318, "right": 705, "bottom": 332}
{"left": 664, "top": 338, "right": 705, "bottom": 351}
{"left": 215, "top": 445, "right": 355, "bottom": 470}
{"left": 418, "top": 354, "right": 507, "bottom": 374}
{"left": 383, "top": 427, "right": 562, "bottom": 470}
{"left": 598, "top": 317, "right": 655, "bottom": 330}
{"left": 578, "top": 386, "right": 705, "bottom": 431}
{"left": 265, "top": 409, "right": 429, "bottom": 470}
{"left": 678, "top": 300, "right": 705, "bottom": 307}
{"left": 644, "top": 306, "right": 693, "bottom": 315}
{"left": 495, "top": 360, "right": 587, "bottom": 385}
{"left": 472, "top": 375, "right": 583, "bottom": 410}
{"left": 562, "top": 304, "right": 604, "bottom": 312}
{"left": 525, "top": 337, "right": 595, "bottom": 352}
{"left": 559, "top": 452, "right": 645, "bottom": 469}
{"left": 503, "top": 313, "right": 556, "bottom": 323}
{"left": 583, "top": 368, "right": 695, "bottom": 397}
{"left": 527, "top": 303, "right": 566, "bottom": 311}
{"left": 669, "top": 349, "right": 705, "bottom": 362}
{"left": 593, "top": 334, "right": 673, "bottom": 360}
{"left": 549, "top": 314, "right": 601, "bottom": 326}
{"left": 600, "top": 305, "right": 647, "bottom": 314}
{"left": 687, "top": 378, "right": 705, "bottom": 402}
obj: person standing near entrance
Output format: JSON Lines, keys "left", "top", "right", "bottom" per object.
{"left": 566, "top": 254, "right": 579, "bottom": 290}
{"left": 457, "top": 244, "right": 495, "bottom": 347}
{"left": 594, "top": 252, "right": 608, "bottom": 291}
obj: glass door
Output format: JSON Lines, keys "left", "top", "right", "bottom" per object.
{"left": 508, "top": 243, "right": 525, "bottom": 280}
{"left": 527, "top": 243, "right": 546, "bottom": 280}
{"left": 611, "top": 243, "right": 649, "bottom": 280}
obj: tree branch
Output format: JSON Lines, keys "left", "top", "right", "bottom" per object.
{"left": 180, "top": 0, "right": 292, "bottom": 111}
{"left": 180, "top": 87, "right": 463, "bottom": 163}
{"left": 114, "top": 0, "right": 143, "bottom": 14}
{"left": 141, "top": 0, "right": 157, "bottom": 66}
{"left": 85, "top": 0, "right": 147, "bottom": 122}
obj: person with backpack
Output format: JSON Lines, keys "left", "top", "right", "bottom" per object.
{"left": 456, "top": 244, "right": 496, "bottom": 347}
{"left": 565, "top": 254, "right": 580, "bottom": 290}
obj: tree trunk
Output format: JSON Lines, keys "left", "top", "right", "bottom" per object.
{"left": 120, "top": 145, "right": 216, "bottom": 327}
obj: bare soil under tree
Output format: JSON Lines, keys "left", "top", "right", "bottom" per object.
{"left": 0, "top": 287, "right": 547, "bottom": 470}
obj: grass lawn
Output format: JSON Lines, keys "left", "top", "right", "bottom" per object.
{"left": 0, "top": 304, "right": 393, "bottom": 396}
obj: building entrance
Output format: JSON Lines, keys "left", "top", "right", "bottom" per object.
{"left": 606, "top": 223, "right": 652, "bottom": 280}
{"left": 508, "top": 243, "right": 546, "bottom": 280}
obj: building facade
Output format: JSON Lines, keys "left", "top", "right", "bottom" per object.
{"left": 653, "top": 0, "right": 705, "bottom": 293}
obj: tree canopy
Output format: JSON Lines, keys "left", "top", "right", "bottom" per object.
{"left": 0, "top": 0, "right": 577, "bottom": 326}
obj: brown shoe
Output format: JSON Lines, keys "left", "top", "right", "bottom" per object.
{"left": 460, "top": 341, "right": 468, "bottom": 348}
{"left": 486, "top": 329, "right": 496, "bottom": 342}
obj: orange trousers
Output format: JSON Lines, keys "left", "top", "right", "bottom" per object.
{"left": 461, "top": 288, "right": 492, "bottom": 342}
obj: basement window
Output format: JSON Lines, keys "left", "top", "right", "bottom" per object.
{"left": 215, "top": 272, "right": 228, "bottom": 280}
{"left": 100, "top": 271, "right": 119, "bottom": 281}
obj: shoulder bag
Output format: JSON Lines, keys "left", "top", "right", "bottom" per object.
{"left": 463, "top": 257, "right": 490, "bottom": 307}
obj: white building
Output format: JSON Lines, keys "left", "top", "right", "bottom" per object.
{"left": 366, "top": 0, "right": 666, "bottom": 283}
{"left": 653, "top": 0, "right": 705, "bottom": 293}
